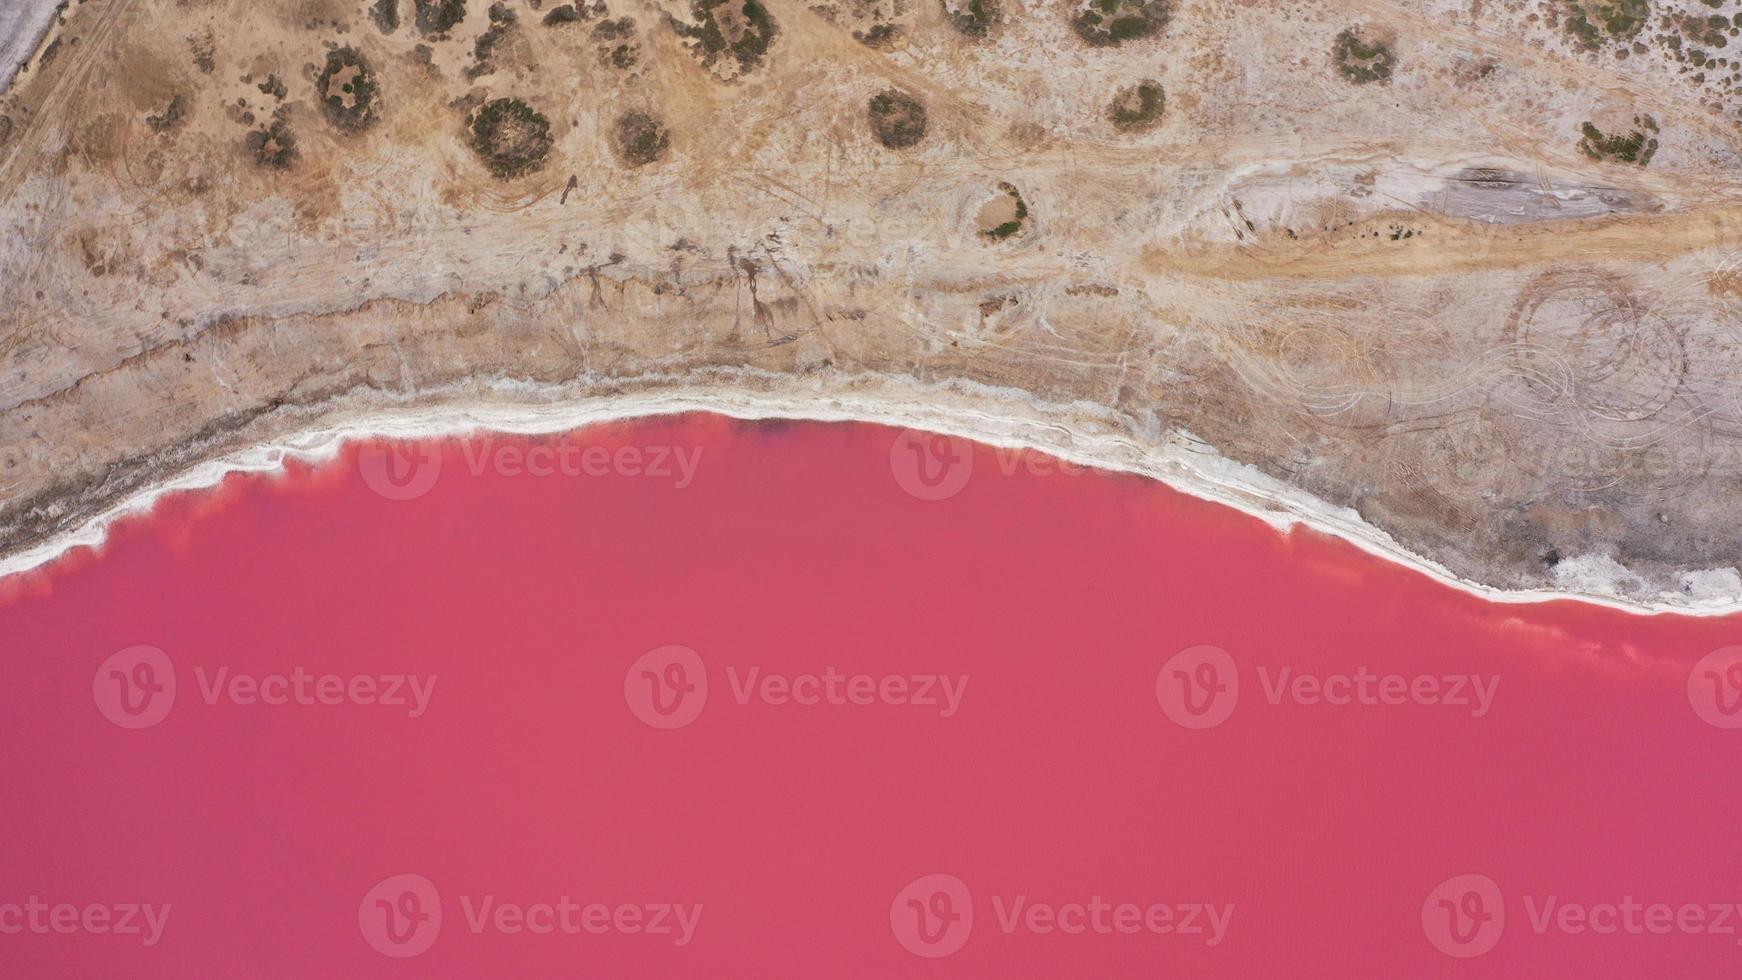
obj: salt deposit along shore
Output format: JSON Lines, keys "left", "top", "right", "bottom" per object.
{"left": 4, "top": 378, "right": 1739, "bottom": 618}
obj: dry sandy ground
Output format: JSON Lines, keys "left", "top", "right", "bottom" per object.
{"left": 3, "top": 0, "right": 1742, "bottom": 608}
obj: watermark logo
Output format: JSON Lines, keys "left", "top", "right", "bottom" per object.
{"left": 625, "top": 648, "right": 969, "bottom": 728}
{"left": 1156, "top": 645, "right": 1239, "bottom": 729}
{"left": 361, "top": 437, "right": 704, "bottom": 501}
{"left": 94, "top": 648, "right": 436, "bottom": 727}
{"left": 1156, "top": 648, "right": 1500, "bottom": 729}
{"left": 625, "top": 645, "right": 709, "bottom": 729}
{"left": 0, "top": 899, "right": 171, "bottom": 947}
{"left": 1422, "top": 874, "right": 1504, "bottom": 958}
{"left": 92, "top": 646, "right": 176, "bottom": 729}
{"left": 725, "top": 666, "right": 968, "bottom": 717}
{"left": 890, "top": 874, "right": 1232, "bottom": 957}
{"left": 1423, "top": 873, "right": 1742, "bottom": 954}
{"left": 360, "top": 874, "right": 698, "bottom": 953}
{"left": 359, "top": 874, "right": 442, "bottom": 958}
{"left": 458, "top": 896, "right": 700, "bottom": 945}
{"left": 193, "top": 666, "right": 437, "bottom": 717}
{"left": 890, "top": 874, "right": 974, "bottom": 958}
{"left": 1689, "top": 646, "right": 1742, "bottom": 729}
{"left": 890, "top": 430, "right": 973, "bottom": 501}
{"left": 1522, "top": 894, "right": 1742, "bottom": 945}
{"left": 359, "top": 442, "right": 444, "bottom": 502}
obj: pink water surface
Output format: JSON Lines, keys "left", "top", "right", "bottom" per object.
{"left": 1, "top": 414, "right": 1739, "bottom": 976}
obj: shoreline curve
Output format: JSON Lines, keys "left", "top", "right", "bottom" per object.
{"left": 4, "top": 379, "right": 1740, "bottom": 619}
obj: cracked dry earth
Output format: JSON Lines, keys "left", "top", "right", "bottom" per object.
{"left": 3, "top": 0, "right": 1742, "bottom": 606}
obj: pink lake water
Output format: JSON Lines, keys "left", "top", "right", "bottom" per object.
{"left": 0, "top": 414, "right": 1739, "bottom": 976}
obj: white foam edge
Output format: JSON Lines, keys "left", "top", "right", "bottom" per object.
{"left": 3, "top": 372, "right": 1737, "bottom": 618}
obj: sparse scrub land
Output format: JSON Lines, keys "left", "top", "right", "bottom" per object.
{"left": 942, "top": 0, "right": 998, "bottom": 38}
{"left": 811, "top": 0, "right": 905, "bottom": 52}
{"left": 1107, "top": 79, "right": 1165, "bottom": 131}
{"left": 187, "top": 29, "right": 216, "bottom": 74}
{"left": 145, "top": 95, "right": 189, "bottom": 133}
{"left": 542, "top": 4, "right": 589, "bottom": 25}
{"left": 415, "top": 0, "right": 467, "bottom": 37}
{"left": 542, "top": 2, "right": 639, "bottom": 66}
{"left": 467, "top": 97, "right": 553, "bottom": 179}
{"left": 853, "top": 23, "right": 901, "bottom": 48}
{"left": 546, "top": 0, "right": 605, "bottom": 24}
{"left": 592, "top": 17, "right": 640, "bottom": 70}
{"left": 317, "top": 48, "right": 379, "bottom": 132}
{"left": 1069, "top": 0, "right": 1169, "bottom": 47}
{"left": 1333, "top": 28, "right": 1395, "bottom": 83}
{"left": 867, "top": 89, "right": 927, "bottom": 149}
{"left": 245, "top": 117, "right": 298, "bottom": 170}
{"left": 371, "top": 0, "right": 400, "bottom": 33}
{"left": 1578, "top": 115, "right": 1659, "bottom": 165}
{"left": 467, "top": 3, "right": 518, "bottom": 79}
{"left": 1562, "top": 0, "right": 1650, "bottom": 50}
{"left": 1670, "top": 11, "right": 1732, "bottom": 51}
{"left": 673, "top": 0, "right": 779, "bottom": 78}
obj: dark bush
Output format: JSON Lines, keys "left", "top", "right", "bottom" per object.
{"left": 1107, "top": 79, "right": 1164, "bottom": 131}
{"left": 942, "top": 0, "right": 998, "bottom": 38}
{"left": 1070, "top": 0, "right": 1168, "bottom": 47}
{"left": 613, "top": 111, "right": 670, "bottom": 167}
{"left": 1332, "top": 28, "right": 1395, "bottom": 83}
{"left": 468, "top": 97, "right": 554, "bottom": 179}
{"left": 415, "top": 0, "right": 466, "bottom": 36}
{"left": 868, "top": 89, "right": 927, "bottom": 149}
{"left": 316, "top": 48, "right": 380, "bottom": 132}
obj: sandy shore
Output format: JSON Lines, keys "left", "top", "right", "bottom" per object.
{"left": 4, "top": 378, "right": 1739, "bottom": 618}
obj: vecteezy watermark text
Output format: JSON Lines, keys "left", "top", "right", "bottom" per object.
{"left": 456, "top": 440, "right": 702, "bottom": 487}
{"left": 357, "top": 874, "right": 699, "bottom": 958}
{"left": 0, "top": 898, "right": 171, "bottom": 947}
{"left": 458, "top": 896, "right": 701, "bottom": 946}
{"left": 1255, "top": 666, "right": 1498, "bottom": 717}
{"left": 193, "top": 666, "right": 436, "bottom": 717}
{"left": 724, "top": 666, "right": 968, "bottom": 717}
{"left": 1156, "top": 645, "right": 1500, "bottom": 729}
{"left": 888, "top": 429, "right": 1091, "bottom": 501}
{"left": 625, "top": 646, "right": 969, "bottom": 729}
{"left": 889, "top": 873, "right": 1232, "bottom": 959}
{"left": 359, "top": 436, "right": 704, "bottom": 501}
{"left": 989, "top": 895, "right": 1233, "bottom": 942}
{"left": 1423, "top": 873, "right": 1742, "bottom": 958}
{"left": 93, "top": 646, "right": 436, "bottom": 729}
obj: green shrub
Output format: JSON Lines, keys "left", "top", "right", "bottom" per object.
{"left": 1070, "top": 0, "right": 1168, "bottom": 46}
{"left": 868, "top": 89, "right": 927, "bottom": 149}
{"left": 613, "top": 111, "right": 670, "bottom": 167}
{"left": 1578, "top": 115, "right": 1659, "bottom": 165}
{"left": 468, "top": 97, "right": 554, "bottom": 179}
{"left": 1333, "top": 28, "right": 1395, "bottom": 83}
{"left": 676, "top": 0, "right": 780, "bottom": 75}
{"left": 415, "top": 0, "right": 466, "bottom": 36}
{"left": 942, "top": 0, "right": 998, "bottom": 38}
{"left": 1108, "top": 79, "right": 1165, "bottom": 131}
{"left": 316, "top": 48, "right": 379, "bottom": 132}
